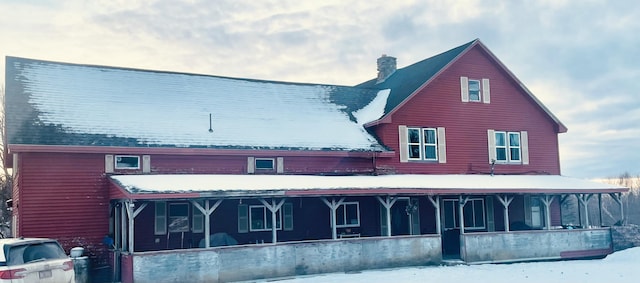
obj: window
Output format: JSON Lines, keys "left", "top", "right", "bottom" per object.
{"left": 155, "top": 202, "right": 166, "bottom": 235}
{"left": 407, "top": 128, "right": 438, "bottom": 161}
{"left": 250, "top": 205, "right": 282, "bottom": 231}
{"left": 192, "top": 201, "right": 204, "bottom": 233}
{"left": 336, "top": 202, "right": 360, "bottom": 228}
{"left": 460, "top": 77, "right": 490, "bottom": 103}
{"left": 443, "top": 198, "right": 485, "bottom": 230}
{"left": 494, "top": 131, "right": 520, "bottom": 163}
{"left": 468, "top": 79, "right": 481, "bottom": 102}
{"left": 168, "top": 203, "right": 189, "bottom": 233}
{"left": 527, "top": 196, "right": 546, "bottom": 228}
{"left": 255, "top": 158, "right": 275, "bottom": 170}
{"left": 115, "top": 155, "right": 140, "bottom": 169}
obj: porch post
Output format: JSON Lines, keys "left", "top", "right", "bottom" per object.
{"left": 124, "top": 201, "right": 148, "bottom": 253}
{"left": 495, "top": 195, "right": 514, "bottom": 232}
{"left": 427, "top": 195, "right": 441, "bottom": 235}
{"left": 540, "top": 195, "right": 555, "bottom": 230}
{"left": 192, "top": 199, "right": 223, "bottom": 248}
{"left": 459, "top": 196, "right": 469, "bottom": 234}
{"left": 321, "top": 197, "right": 345, "bottom": 240}
{"left": 576, "top": 194, "right": 593, "bottom": 228}
{"left": 610, "top": 193, "right": 624, "bottom": 225}
{"left": 259, "top": 199, "right": 285, "bottom": 243}
{"left": 376, "top": 196, "right": 398, "bottom": 237}
{"left": 120, "top": 202, "right": 127, "bottom": 251}
{"left": 114, "top": 202, "right": 120, "bottom": 250}
{"left": 598, "top": 194, "right": 603, "bottom": 226}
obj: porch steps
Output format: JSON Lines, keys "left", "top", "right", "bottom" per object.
{"left": 441, "top": 258, "right": 466, "bottom": 266}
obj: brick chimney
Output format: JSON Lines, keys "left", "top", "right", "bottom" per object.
{"left": 376, "top": 54, "right": 396, "bottom": 84}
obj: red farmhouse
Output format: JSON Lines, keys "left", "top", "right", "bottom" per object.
{"left": 4, "top": 39, "right": 627, "bottom": 283}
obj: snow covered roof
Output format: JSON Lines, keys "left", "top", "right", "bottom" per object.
{"left": 109, "top": 174, "right": 627, "bottom": 199}
{"left": 5, "top": 57, "right": 388, "bottom": 151}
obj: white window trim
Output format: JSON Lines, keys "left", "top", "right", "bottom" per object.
{"left": 468, "top": 79, "right": 481, "bottom": 102}
{"left": 249, "top": 205, "right": 283, "bottom": 232}
{"left": 406, "top": 127, "right": 441, "bottom": 162}
{"left": 490, "top": 130, "right": 528, "bottom": 164}
{"left": 443, "top": 198, "right": 486, "bottom": 230}
{"left": 115, "top": 155, "right": 140, "bottom": 170}
{"left": 335, "top": 202, "right": 360, "bottom": 228}
{"left": 461, "top": 76, "right": 490, "bottom": 103}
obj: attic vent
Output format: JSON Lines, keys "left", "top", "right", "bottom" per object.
{"left": 376, "top": 54, "right": 397, "bottom": 84}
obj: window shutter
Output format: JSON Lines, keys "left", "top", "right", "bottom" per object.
{"left": 142, "top": 155, "right": 151, "bottom": 173}
{"left": 276, "top": 157, "right": 284, "bottom": 173}
{"left": 238, "top": 204, "right": 249, "bottom": 233}
{"left": 437, "top": 127, "right": 446, "bottom": 164}
{"left": 105, "top": 155, "right": 114, "bottom": 173}
{"left": 398, "top": 125, "right": 408, "bottom": 163}
{"left": 521, "top": 131, "right": 529, "bottom": 165}
{"left": 154, "top": 202, "right": 167, "bottom": 235}
{"left": 247, "top": 157, "right": 255, "bottom": 174}
{"left": 485, "top": 196, "right": 495, "bottom": 232}
{"left": 283, "top": 203, "right": 294, "bottom": 231}
{"left": 487, "top": 129, "right": 496, "bottom": 163}
{"left": 482, "top": 78, "right": 490, "bottom": 104}
{"left": 460, "top": 76, "right": 469, "bottom": 102}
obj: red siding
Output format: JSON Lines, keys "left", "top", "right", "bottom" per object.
{"left": 16, "top": 152, "right": 110, "bottom": 265}
{"left": 373, "top": 45, "right": 561, "bottom": 175}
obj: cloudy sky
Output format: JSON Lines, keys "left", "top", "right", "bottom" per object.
{"left": 0, "top": 0, "right": 637, "bottom": 179}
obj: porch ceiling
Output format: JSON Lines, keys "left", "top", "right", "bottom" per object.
{"left": 108, "top": 174, "right": 628, "bottom": 199}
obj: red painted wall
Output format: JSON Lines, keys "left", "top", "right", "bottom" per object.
{"left": 372, "top": 45, "right": 561, "bottom": 175}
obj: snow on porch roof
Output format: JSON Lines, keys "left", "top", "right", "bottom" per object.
{"left": 109, "top": 174, "right": 627, "bottom": 199}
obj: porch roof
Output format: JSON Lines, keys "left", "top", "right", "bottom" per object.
{"left": 109, "top": 174, "right": 627, "bottom": 199}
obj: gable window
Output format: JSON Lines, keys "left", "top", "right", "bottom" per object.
{"left": 443, "top": 198, "right": 486, "bottom": 230}
{"left": 250, "top": 205, "right": 282, "bottom": 231}
{"left": 460, "top": 77, "right": 490, "bottom": 103}
{"left": 115, "top": 155, "right": 140, "bottom": 169}
{"left": 401, "top": 127, "right": 446, "bottom": 162}
{"left": 488, "top": 130, "right": 529, "bottom": 165}
{"left": 255, "top": 158, "right": 275, "bottom": 170}
{"left": 336, "top": 202, "right": 360, "bottom": 228}
{"left": 168, "top": 203, "right": 189, "bottom": 233}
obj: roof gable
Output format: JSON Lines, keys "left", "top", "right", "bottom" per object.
{"left": 5, "top": 57, "right": 388, "bottom": 151}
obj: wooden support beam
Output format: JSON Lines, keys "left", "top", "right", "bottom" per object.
{"left": 124, "top": 201, "right": 147, "bottom": 253}
{"left": 540, "top": 195, "right": 555, "bottom": 230}
{"left": 376, "top": 196, "right": 398, "bottom": 237}
{"left": 259, "top": 199, "right": 286, "bottom": 243}
{"left": 459, "top": 196, "right": 470, "bottom": 234}
{"left": 576, "top": 194, "right": 593, "bottom": 228}
{"left": 495, "top": 195, "right": 513, "bottom": 232}
{"left": 322, "top": 197, "right": 345, "bottom": 240}
{"left": 192, "top": 199, "right": 223, "bottom": 248}
{"left": 609, "top": 192, "right": 625, "bottom": 225}
{"left": 427, "top": 195, "right": 441, "bottom": 235}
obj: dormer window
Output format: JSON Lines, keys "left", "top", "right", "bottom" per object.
{"left": 115, "top": 155, "right": 140, "bottom": 169}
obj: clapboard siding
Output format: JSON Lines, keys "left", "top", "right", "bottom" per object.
{"left": 374, "top": 45, "right": 561, "bottom": 175}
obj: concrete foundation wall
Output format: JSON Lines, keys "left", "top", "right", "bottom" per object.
{"left": 127, "top": 235, "right": 442, "bottom": 283}
{"left": 461, "top": 228, "right": 612, "bottom": 263}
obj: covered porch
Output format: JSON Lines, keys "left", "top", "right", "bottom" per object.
{"left": 107, "top": 174, "right": 627, "bottom": 283}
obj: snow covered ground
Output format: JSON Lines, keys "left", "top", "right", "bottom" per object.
{"left": 273, "top": 247, "right": 640, "bottom": 283}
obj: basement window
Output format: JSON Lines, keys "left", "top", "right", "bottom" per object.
{"left": 115, "top": 155, "right": 140, "bottom": 169}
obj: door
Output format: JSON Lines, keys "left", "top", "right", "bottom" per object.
{"left": 441, "top": 198, "right": 461, "bottom": 257}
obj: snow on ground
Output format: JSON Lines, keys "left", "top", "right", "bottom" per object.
{"left": 271, "top": 248, "right": 640, "bottom": 283}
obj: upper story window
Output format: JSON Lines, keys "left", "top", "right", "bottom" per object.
{"left": 247, "top": 157, "right": 284, "bottom": 174}
{"left": 460, "top": 77, "right": 490, "bottom": 103}
{"left": 255, "top": 158, "right": 275, "bottom": 170}
{"left": 399, "top": 126, "right": 446, "bottom": 163}
{"left": 488, "top": 130, "right": 529, "bottom": 165}
{"left": 115, "top": 155, "right": 140, "bottom": 169}
{"left": 408, "top": 128, "right": 438, "bottom": 161}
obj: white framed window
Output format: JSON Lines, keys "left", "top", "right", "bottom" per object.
{"left": 400, "top": 126, "right": 446, "bottom": 163}
{"left": 168, "top": 203, "right": 189, "bottom": 233}
{"left": 154, "top": 202, "right": 167, "bottom": 235}
{"left": 443, "top": 198, "right": 486, "bottom": 230}
{"left": 526, "top": 196, "right": 546, "bottom": 229}
{"left": 192, "top": 201, "right": 204, "bottom": 233}
{"left": 336, "top": 202, "right": 360, "bottom": 228}
{"left": 115, "top": 155, "right": 140, "bottom": 169}
{"left": 255, "top": 158, "right": 275, "bottom": 170}
{"left": 494, "top": 131, "right": 520, "bottom": 163}
{"left": 249, "top": 205, "right": 282, "bottom": 231}
{"left": 460, "top": 77, "right": 490, "bottom": 103}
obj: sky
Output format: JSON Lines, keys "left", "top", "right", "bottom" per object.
{"left": 0, "top": 0, "right": 638, "bottom": 179}
{"left": 280, "top": 247, "right": 639, "bottom": 283}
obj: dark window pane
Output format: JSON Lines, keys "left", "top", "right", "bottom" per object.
{"left": 255, "top": 159, "right": 274, "bottom": 170}
{"left": 474, "top": 200, "right": 484, "bottom": 227}
{"left": 463, "top": 203, "right": 474, "bottom": 227}
{"left": 408, "top": 129, "right": 420, "bottom": 143}
{"left": 510, "top": 148, "right": 521, "bottom": 161}
{"left": 251, "top": 207, "right": 265, "bottom": 230}
{"left": 409, "top": 145, "right": 421, "bottom": 159}
{"left": 346, "top": 204, "right": 358, "bottom": 225}
{"left": 336, "top": 206, "right": 345, "bottom": 226}
{"left": 496, "top": 148, "right": 507, "bottom": 161}
{"left": 425, "top": 145, "right": 437, "bottom": 159}
{"left": 495, "top": 133, "right": 506, "bottom": 146}
{"left": 509, "top": 133, "right": 520, "bottom": 146}
{"left": 444, "top": 201, "right": 455, "bottom": 228}
{"left": 424, "top": 129, "right": 436, "bottom": 144}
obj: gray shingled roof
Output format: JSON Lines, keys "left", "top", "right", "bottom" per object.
{"left": 5, "top": 57, "right": 388, "bottom": 151}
